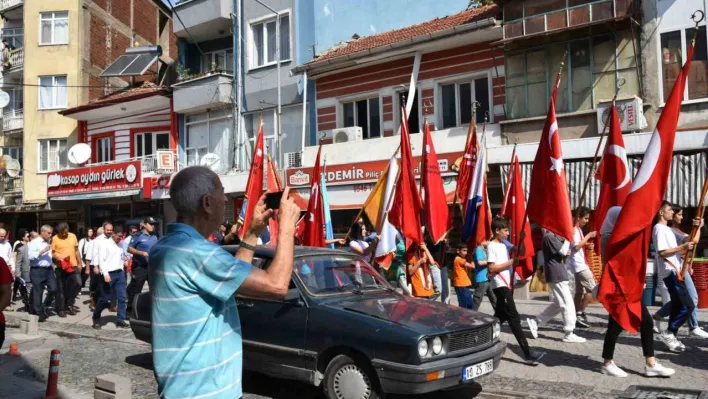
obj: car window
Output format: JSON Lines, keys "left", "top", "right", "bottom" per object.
{"left": 294, "top": 255, "right": 391, "bottom": 296}
{"left": 250, "top": 256, "right": 295, "bottom": 290}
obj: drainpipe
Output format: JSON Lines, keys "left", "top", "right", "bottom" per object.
{"left": 300, "top": 70, "right": 307, "bottom": 155}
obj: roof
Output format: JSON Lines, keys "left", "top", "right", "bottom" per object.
{"left": 59, "top": 82, "right": 170, "bottom": 116}
{"left": 304, "top": 4, "right": 499, "bottom": 66}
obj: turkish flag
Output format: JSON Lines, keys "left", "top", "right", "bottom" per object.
{"left": 599, "top": 41, "right": 695, "bottom": 333}
{"left": 266, "top": 155, "right": 282, "bottom": 245}
{"left": 238, "top": 123, "right": 265, "bottom": 238}
{"left": 504, "top": 155, "right": 535, "bottom": 280}
{"left": 456, "top": 125, "right": 477, "bottom": 218}
{"left": 593, "top": 103, "right": 631, "bottom": 249}
{"left": 421, "top": 119, "right": 449, "bottom": 243}
{"left": 302, "top": 146, "right": 325, "bottom": 247}
{"left": 527, "top": 74, "right": 574, "bottom": 242}
{"left": 389, "top": 107, "right": 423, "bottom": 252}
{"left": 472, "top": 179, "right": 493, "bottom": 248}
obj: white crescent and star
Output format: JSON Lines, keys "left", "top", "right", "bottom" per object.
{"left": 548, "top": 120, "right": 564, "bottom": 176}
{"left": 631, "top": 128, "right": 662, "bottom": 193}
{"left": 607, "top": 144, "right": 631, "bottom": 190}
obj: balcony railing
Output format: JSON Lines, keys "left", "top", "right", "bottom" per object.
{"left": 3, "top": 108, "right": 23, "bottom": 132}
{"left": 0, "top": 0, "right": 22, "bottom": 12}
{"left": 0, "top": 175, "right": 22, "bottom": 195}
{"left": 3, "top": 47, "right": 24, "bottom": 71}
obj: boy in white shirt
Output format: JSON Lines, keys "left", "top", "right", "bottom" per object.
{"left": 569, "top": 206, "right": 597, "bottom": 328}
{"left": 487, "top": 217, "right": 545, "bottom": 364}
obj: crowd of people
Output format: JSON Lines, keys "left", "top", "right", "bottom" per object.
{"left": 0, "top": 218, "right": 159, "bottom": 330}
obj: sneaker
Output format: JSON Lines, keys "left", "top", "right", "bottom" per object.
{"left": 659, "top": 331, "right": 684, "bottom": 353}
{"left": 576, "top": 317, "right": 590, "bottom": 328}
{"left": 57, "top": 311, "right": 67, "bottom": 318}
{"left": 66, "top": 308, "right": 77, "bottom": 316}
{"left": 645, "top": 362, "right": 675, "bottom": 377}
{"left": 92, "top": 322, "right": 102, "bottom": 330}
{"left": 115, "top": 321, "right": 130, "bottom": 329}
{"left": 653, "top": 313, "right": 664, "bottom": 333}
{"left": 563, "top": 333, "right": 587, "bottom": 343}
{"left": 527, "top": 318, "right": 539, "bottom": 339}
{"left": 525, "top": 350, "right": 546, "bottom": 365}
{"left": 38, "top": 314, "right": 48, "bottom": 323}
{"left": 690, "top": 327, "right": 708, "bottom": 338}
{"left": 601, "top": 361, "right": 628, "bottom": 377}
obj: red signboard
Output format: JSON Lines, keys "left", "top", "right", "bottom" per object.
{"left": 47, "top": 160, "right": 142, "bottom": 197}
{"left": 286, "top": 151, "right": 464, "bottom": 187}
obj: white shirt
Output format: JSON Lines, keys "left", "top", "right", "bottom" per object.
{"left": 98, "top": 238, "right": 124, "bottom": 275}
{"left": 653, "top": 223, "right": 682, "bottom": 279}
{"left": 487, "top": 240, "right": 512, "bottom": 289}
{"left": 82, "top": 239, "right": 95, "bottom": 262}
{"left": 569, "top": 227, "right": 590, "bottom": 273}
{"left": 0, "top": 241, "right": 14, "bottom": 272}
{"left": 28, "top": 237, "right": 53, "bottom": 267}
{"left": 92, "top": 235, "right": 107, "bottom": 267}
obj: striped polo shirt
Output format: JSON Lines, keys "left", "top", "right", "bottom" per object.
{"left": 149, "top": 223, "right": 253, "bottom": 399}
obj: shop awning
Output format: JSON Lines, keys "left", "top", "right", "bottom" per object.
{"left": 499, "top": 151, "right": 707, "bottom": 209}
{"left": 49, "top": 189, "right": 141, "bottom": 201}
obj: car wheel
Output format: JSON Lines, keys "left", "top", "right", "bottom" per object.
{"left": 323, "top": 354, "right": 381, "bottom": 399}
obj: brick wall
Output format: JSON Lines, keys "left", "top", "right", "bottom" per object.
{"left": 89, "top": 75, "right": 105, "bottom": 101}
{"left": 90, "top": 14, "right": 108, "bottom": 69}
{"left": 317, "top": 106, "right": 336, "bottom": 132}
{"left": 134, "top": 0, "right": 157, "bottom": 44}
{"left": 94, "top": 0, "right": 109, "bottom": 12}
{"left": 111, "top": 0, "right": 131, "bottom": 27}
{"left": 169, "top": 19, "right": 178, "bottom": 60}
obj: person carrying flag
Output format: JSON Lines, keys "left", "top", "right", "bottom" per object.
{"left": 569, "top": 206, "right": 597, "bottom": 328}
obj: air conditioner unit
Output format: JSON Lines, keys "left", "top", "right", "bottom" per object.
{"left": 331, "top": 127, "right": 363, "bottom": 143}
{"left": 285, "top": 152, "right": 302, "bottom": 168}
{"left": 596, "top": 97, "right": 647, "bottom": 134}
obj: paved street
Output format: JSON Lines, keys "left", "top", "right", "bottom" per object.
{"left": 2, "top": 290, "right": 708, "bottom": 399}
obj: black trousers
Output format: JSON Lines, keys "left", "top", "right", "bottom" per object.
{"left": 602, "top": 304, "right": 654, "bottom": 360}
{"left": 493, "top": 286, "right": 530, "bottom": 358}
{"left": 89, "top": 267, "right": 101, "bottom": 304}
{"left": 63, "top": 268, "right": 82, "bottom": 308}
{"left": 30, "top": 267, "right": 56, "bottom": 316}
{"left": 126, "top": 265, "right": 148, "bottom": 311}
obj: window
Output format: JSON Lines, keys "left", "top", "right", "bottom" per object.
{"left": 397, "top": 91, "right": 420, "bottom": 133}
{"left": 506, "top": 31, "right": 639, "bottom": 118}
{"left": 96, "top": 137, "right": 113, "bottom": 163}
{"left": 4, "top": 87, "right": 23, "bottom": 115}
{"left": 38, "top": 75, "right": 67, "bottom": 109}
{"left": 251, "top": 13, "right": 290, "bottom": 68}
{"left": 661, "top": 26, "right": 708, "bottom": 102}
{"left": 342, "top": 97, "right": 380, "bottom": 139}
{"left": 185, "top": 112, "right": 232, "bottom": 173}
{"left": 38, "top": 139, "right": 68, "bottom": 173}
{"left": 245, "top": 111, "right": 277, "bottom": 163}
{"left": 3, "top": 28, "right": 23, "bottom": 49}
{"left": 440, "top": 77, "right": 490, "bottom": 128}
{"left": 135, "top": 132, "right": 170, "bottom": 158}
{"left": 40, "top": 11, "right": 69, "bottom": 45}
{"left": 201, "top": 49, "right": 234, "bottom": 73}
{"left": 1, "top": 147, "right": 22, "bottom": 167}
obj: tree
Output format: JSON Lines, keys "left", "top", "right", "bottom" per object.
{"left": 467, "top": 0, "right": 495, "bottom": 8}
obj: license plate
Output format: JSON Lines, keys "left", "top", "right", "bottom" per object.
{"left": 462, "top": 359, "right": 494, "bottom": 381}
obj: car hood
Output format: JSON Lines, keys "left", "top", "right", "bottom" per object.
{"left": 330, "top": 295, "right": 497, "bottom": 334}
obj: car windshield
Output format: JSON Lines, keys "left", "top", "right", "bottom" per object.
{"left": 294, "top": 255, "right": 393, "bottom": 296}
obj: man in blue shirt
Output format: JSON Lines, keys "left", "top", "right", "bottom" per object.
{"left": 150, "top": 166, "right": 301, "bottom": 399}
{"left": 28, "top": 225, "right": 56, "bottom": 322}
{"left": 127, "top": 217, "right": 159, "bottom": 313}
{"left": 471, "top": 240, "right": 497, "bottom": 312}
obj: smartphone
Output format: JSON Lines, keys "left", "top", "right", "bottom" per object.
{"left": 265, "top": 190, "right": 284, "bottom": 209}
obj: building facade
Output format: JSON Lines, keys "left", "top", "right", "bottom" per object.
{"left": 0, "top": 0, "right": 176, "bottom": 236}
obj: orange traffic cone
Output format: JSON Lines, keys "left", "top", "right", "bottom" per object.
{"left": 7, "top": 342, "right": 21, "bottom": 356}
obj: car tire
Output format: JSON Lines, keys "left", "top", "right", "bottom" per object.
{"left": 323, "top": 354, "right": 381, "bottom": 399}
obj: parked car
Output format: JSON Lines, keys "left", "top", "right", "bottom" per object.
{"left": 130, "top": 246, "right": 505, "bottom": 399}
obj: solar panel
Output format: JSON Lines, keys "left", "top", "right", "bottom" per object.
{"left": 100, "top": 55, "right": 138, "bottom": 77}
{"left": 120, "top": 53, "right": 159, "bottom": 76}
{"left": 99, "top": 46, "right": 162, "bottom": 77}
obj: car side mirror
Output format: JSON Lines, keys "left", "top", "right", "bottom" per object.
{"left": 284, "top": 288, "right": 303, "bottom": 306}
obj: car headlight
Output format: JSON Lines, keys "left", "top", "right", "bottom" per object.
{"left": 417, "top": 339, "right": 429, "bottom": 358}
{"left": 493, "top": 322, "right": 501, "bottom": 340}
{"left": 432, "top": 336, "right": 443, "bottom": 355}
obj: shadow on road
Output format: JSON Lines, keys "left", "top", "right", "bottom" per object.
{"left": 125, "top": 352, "right": 154, "bottom": 370}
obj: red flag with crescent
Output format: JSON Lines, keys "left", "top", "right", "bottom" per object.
{"left": 503, "top": 155, "right": 535, "bottom": 280}
{"left": 527, "top": 74, "right": 574, "bottom": 242}
{"left": 599, "top": 40, "right": 695, "bottom": 333}
{"left": 593, "top": 103, "right": 631, "bottom": 248}
{"left": 302, "top": 146, "right": 325, "bottom": 247}
{"left": 238, "top": 123, "right": 265, "bottom": 238}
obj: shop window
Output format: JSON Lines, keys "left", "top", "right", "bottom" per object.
{"left": 661, "top": 26, "right": 708, "bottom": 102}
{"left": 250, "top": 13, "right": 291, "bottom": 69}
{"left": 40, "top": 11, "right": 69, "bottom": 45}
{"left": 201, "top": 49, "right": 234, "bottom": 73}
{"left": 342, "top": 97, "right": 380, "bottom": 139}
{"left": 505, "top": 30, "right": 640, "bottom": 119}
{"left": 440, "top": 77, "right": 490, "bottom": 128}
{"left": 135, "top": 132, "right": 170, "bottom": 158}
{"left": 38, "top": 139, "right": 67, "bottom": 173}
{"left": 95, "top": 137, "right": 113, "bottom": 163}
{"left": 397, "top": 91, "right": 420, "bottom": 133}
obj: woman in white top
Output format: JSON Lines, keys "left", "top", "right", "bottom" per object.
{"left": 78, "top": 228, "right": 95, "bottom": 289}
{"left": 347, "top": 223, "right": 378, "bottom": 258}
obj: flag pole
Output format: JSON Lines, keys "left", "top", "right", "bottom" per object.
{"left": 681, "top": 173, "right": 708, "bottom": 280}
{"left": 500, "top": 141, "right": 518, "bottom": 217}
{"left": 456, "top": 102, "right": 481, "bottom": 217}
{"left": 574, "top": 78, "right": 626, "bottom": 219}
{"left": 516, "top": 52, "right": 567, "bottom": 262}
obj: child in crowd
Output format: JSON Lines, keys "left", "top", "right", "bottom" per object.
{"left": 487, "top": 217, "right": 545, "bottom": 364}
{"left": 472, "top": 240, "right": 497, "bottom": 311}
{"left": 408, "top": 245, "right": 433, "bottom": 299}
{"left": 452, "top": 244, "right": 475, "bottom": 309}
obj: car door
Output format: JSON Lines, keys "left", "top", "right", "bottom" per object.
{"left": 237, "top": 256, "right": 312, "bottom": 381}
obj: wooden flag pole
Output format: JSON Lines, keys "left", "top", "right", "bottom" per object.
{"left": 500, "top": 141, "right": 518, "bottom": 217}
{"left": 574, "top": 78, "right": 626, "bottom": 219}
{"left": 680, "top": 171, "right": 708, "bottom": 280}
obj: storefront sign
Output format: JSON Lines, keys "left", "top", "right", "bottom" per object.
{"left": 157, "top": 150, "right": 175, "bottom": 172}
{"left": 47, "top": 160, "right": 142, "bottom": 197}
{"left": 142, "top": 174, "right": 174, "bottom": 200}
{"left": 286, "top": 151, "right": 462, "bottom": 187}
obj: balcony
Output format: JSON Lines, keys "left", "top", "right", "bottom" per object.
{"left": 172, "top": 72, "right": 233, "bottom": 113}
{"left": 502, "top": 0, "right": 639, "bottom": 42}
{"left": 173, "top": 0, "right": 232, "bottom": 43}
{"left": 0, "top": 0, "right": 23, "bottom": 20}
{"left": 3, "top": 108, "right": 23, "bottom": 134}
{"left": 0, "top": 175, "right": 22, "bottom": 195}
{"left": 3, "top": 48, "right": 24, "bottom": 73}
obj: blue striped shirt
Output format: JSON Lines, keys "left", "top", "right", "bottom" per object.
{"left": 149, "top": 223, "right": 252, "bottom": 399}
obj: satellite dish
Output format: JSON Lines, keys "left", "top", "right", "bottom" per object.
{"left": 68, "top": 143, "right": 92, "bottom": 164}
{"left": 0, "top": 90, "right": 9, "bottom": 108}
{"left": 200, "top": 153, "right": 221, "bottom": 172}
{"left": 5, "top": 157, "right": 20, "bottom": 178}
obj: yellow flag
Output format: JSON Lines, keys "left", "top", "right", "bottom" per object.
{"left": 361, "top": 163, "right": 391, "bottom": 231}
